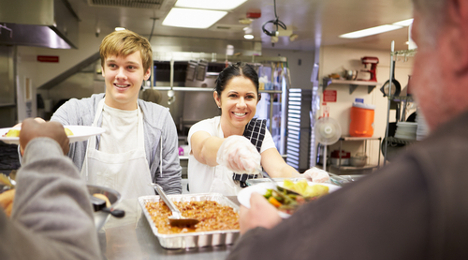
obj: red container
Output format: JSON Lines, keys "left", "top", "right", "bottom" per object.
{"left": 349, "top": 102, "right": 375, "bottom": 137}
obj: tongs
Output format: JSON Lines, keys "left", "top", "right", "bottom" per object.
{"left": 255, "top": 167, "right": 300, "bottom": 205}
{"left": 256, "top": 167, "right": 301, "bottom": 196}
{"left": 152, "top": 183, "right": 200, "bottom": 227}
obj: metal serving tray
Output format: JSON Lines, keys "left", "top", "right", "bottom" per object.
{"left": 138, "top": 193, "right": 240, "bottom": 249}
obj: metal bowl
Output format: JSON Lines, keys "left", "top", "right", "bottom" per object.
{"left": 87, "top": 184, "right": 121, "bottom": 230}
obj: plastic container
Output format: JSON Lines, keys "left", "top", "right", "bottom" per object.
{"left": 349, "top": 102, "right": 375, "bottom": 137}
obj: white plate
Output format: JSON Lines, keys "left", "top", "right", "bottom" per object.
{"left": 0, "top": 125, "right": 105, "bottom": 145}
{"left": 237, "top": 181, "right": 340, "bottom": 218}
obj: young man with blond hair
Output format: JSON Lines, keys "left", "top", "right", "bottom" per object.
{"left": 52, "top": 30, "right": 181, "bottom": 199}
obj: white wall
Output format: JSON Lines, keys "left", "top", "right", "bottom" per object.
{"left": 15, "top": 30, "right": 106, "bottom": 118}
{"left": 318, "top": 45, "right": 414, "bottom": 167}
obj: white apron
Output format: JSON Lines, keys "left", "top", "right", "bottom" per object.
{"left": 81, "top": 99, "right": 154, "bottom": 200}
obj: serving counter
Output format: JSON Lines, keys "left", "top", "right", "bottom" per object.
{"left": 98, "top": 196, "right": 239, "bottom": 260}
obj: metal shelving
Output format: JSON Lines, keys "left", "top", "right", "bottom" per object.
{"left": 383, "top": 42, "right": 418, "bottom": 165}
{"left": 331, "top": 136, "right": 382, "bottom": 174}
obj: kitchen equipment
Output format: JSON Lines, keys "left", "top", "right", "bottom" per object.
{"left": 329, "top": 173, "right": 365, "bottom": 186}
{"left": 349, "top": 102, "right": 375, "bottom": 137}
{"left": 330, "top": 150, "right": 350, "bottom": 166}
{"left": 152, "top": 183, "right": 200, "bottom": 227}
{"left": 343, "top": 70, "right": 358, "bottom": 80}
{"left": 87, "top": 184, "right": 122, "bottom": 231}
{"left": 380, "top": 60, "right": 401, "bottom": 97}
{"left": 138, "top": 193, "right": 240, "bottom": 249}
{"left": 394, "top": 122, "right": 417, "bottom": 140}
{"left": 315, "top": 117, "right": 342, "bottom": 170}
{"left": 360, "top": 56, "right": 379, "bottom": 82}
{"left": 350, "top": 154, "right": 368, "bottom": 167}
{"left": 89, "top": 196, "right": 125, "bottom": 218}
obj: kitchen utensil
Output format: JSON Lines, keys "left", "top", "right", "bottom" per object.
{"left": 89, "top": 196, "right": 125, "bottom": 218}
{"left": 343, "top": 70, "right": 358, "bottom": 80}
{"left": 380, "top": 60, "right": 401, "bottom": 97}
{"left": 87, "top": 184, "right": 122, "bottom": 230}
{"left": 257, "top": 168, "right": 301, "bottom": 197}
{"left": 349, "top": 155, "right": 367, "bottom": 167}
{"left": 138, "top": 194, "right": 239, "bottom": 249}
{"left": 152, "top": 183, "right": 200, "bottom": 227}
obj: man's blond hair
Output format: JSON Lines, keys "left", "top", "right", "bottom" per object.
{"left": 99, "top": 30, "right": 153, "bottom": 73}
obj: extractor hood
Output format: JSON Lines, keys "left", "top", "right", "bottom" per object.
{"left": 0, "top": 0, "right": 79, "bottom": 49}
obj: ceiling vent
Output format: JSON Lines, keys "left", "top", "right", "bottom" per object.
{"left": 209, "top": 24, "right": 247, "bottom": 32}
{"left": 88, "top": 0, "right": 165, "bottom": 9}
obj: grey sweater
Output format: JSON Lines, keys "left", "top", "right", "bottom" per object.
{"left": 51, "top": 93, "right": 182, "bottom": 194}
{"left": 1, "top": 138, "right": 101, "bottom": 260}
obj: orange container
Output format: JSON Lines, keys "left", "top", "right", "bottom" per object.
{"left": 349, "top": 102, "right": 375, "bottom": 137}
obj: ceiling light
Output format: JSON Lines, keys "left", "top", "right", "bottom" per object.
{"left": 244, "top": 34, "right": 254, "bottom": 40}
{"left": 115, "top": 27, "right": 126, "bottom": 31}
{"left": 175, "top": 0, "right": 247, "bottom": 11}
{"left": 393, "top": 19, "right": 414, "bottom": 27}
{"left": 163, "top": 8, "right": 227, "bottom": 29}
{"left": 339, "top": 25, "right": 402, "bottom": 39}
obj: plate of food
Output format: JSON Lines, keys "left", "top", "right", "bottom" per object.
{"left": 237, "top": 179, "right": 340, "bottom": 218}
{"left": 0, "top": 125, "right": 105, "bottom": 145}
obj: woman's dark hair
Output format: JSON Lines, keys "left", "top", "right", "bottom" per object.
{"left": 214, "top": 62, "right": 259, "bottom": 97}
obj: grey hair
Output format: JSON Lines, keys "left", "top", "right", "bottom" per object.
{"left": 411, "top": 0, "right": 448, "bottom": 47}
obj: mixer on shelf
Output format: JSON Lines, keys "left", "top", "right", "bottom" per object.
{"left": 360, "top": 56, "right": 379, "bottom": 82}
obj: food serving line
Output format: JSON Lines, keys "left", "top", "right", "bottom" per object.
{"left": 97, "top": 196, "right": 240, "bottom": 260}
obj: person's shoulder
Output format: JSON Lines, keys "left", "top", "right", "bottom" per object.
{"left": 191, "top": 116, "right": 219, "bottom": 129}
{"left": 139, "top": 99, "right": 169, "bottom": 114}
{"left": 63, "top": 93, "right": 104, "bottom": 106}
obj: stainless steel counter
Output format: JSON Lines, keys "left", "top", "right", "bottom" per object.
{"left": 99, "top": 196, "right": 239, "bottom": 260}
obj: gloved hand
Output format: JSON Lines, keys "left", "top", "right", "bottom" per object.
{"left": 302, "top": 167, "right": 330, "bottom": 183}
{"left": 216, "top": 135, "right": 261, "bottom": 174}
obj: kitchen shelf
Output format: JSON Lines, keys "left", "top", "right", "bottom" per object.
{"left": 388, "top": 95, "right": 414, "bottom": 102}
{"left": 383, "top": 43, "right": 418, "bottom": 165}
{"left": 332, "top": 136, "right": 381, "bottom": 174}
{"left": 0, "top": 103, "right": 15, "bottom": 108}
{"left": 386, "top": 136, "right": 417, "bottom": 145}
{"left": 322, "top": 78, "right": 382, "bottom": 94}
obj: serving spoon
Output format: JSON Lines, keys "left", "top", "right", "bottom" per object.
{"left": 152, "top": 183, "right": 200, "bottom": 227}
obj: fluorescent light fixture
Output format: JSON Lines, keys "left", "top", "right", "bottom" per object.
{"left": 163, "top": 8, "right": 227, "bottom": 29}
{"left": 175, "top": 0, "right": 247, "bottom": 11}
{"left": 115, "top": 27, "right": 126, "bottom": 31}
{"left": 393, "top": 19, "right": 414, "bottom": 27}
{"left": 339, "top": 24, "right": 402, "bottom": 39}
{"left": 244, "top": 34, "right": 254, "bottom": 40}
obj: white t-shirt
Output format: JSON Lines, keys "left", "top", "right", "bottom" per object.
{"left": 187, "top": 116, "right": 276, "bottom": 195}
{"left": 100, "top": 104, "right": 139, "bottom": 153}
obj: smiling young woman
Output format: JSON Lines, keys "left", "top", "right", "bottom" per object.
{"left": 187, "top": 63, "right": 329, "bottom": 196}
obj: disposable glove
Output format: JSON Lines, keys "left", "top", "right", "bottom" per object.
{"left": 303, "top": 167, "right": 330, "bottom": 183}
{"left": 216, "top": 135, "right": 261, "bottom": 174}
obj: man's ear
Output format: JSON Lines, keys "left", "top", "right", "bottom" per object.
{"left": 101, "top": 66, "right": 105, "bottom": 77}
{"left": 446, "top": 0, "right": 468, "bottom": 74}
{"left": 144, "top": 68, "right": 151, "bottom": 81}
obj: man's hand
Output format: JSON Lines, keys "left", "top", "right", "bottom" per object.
{"left": 240, "top": 192, "right": 282, "bottom": 235}
{"left": 19, "top": 118, "right": 69, "bottom": 155}
{"left": 0, "top": 189, "right": 15, "bottom": 217}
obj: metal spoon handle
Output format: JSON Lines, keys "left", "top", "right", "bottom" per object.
{"left": 152, "top": 183, "right": 182, "bottom": 218}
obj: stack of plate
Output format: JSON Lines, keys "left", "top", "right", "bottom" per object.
{"left": 395, "top": 122, "right": 418, "bottom": 140}
{"left": 416, "top": 113, "right": 429, "bottom": 140}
